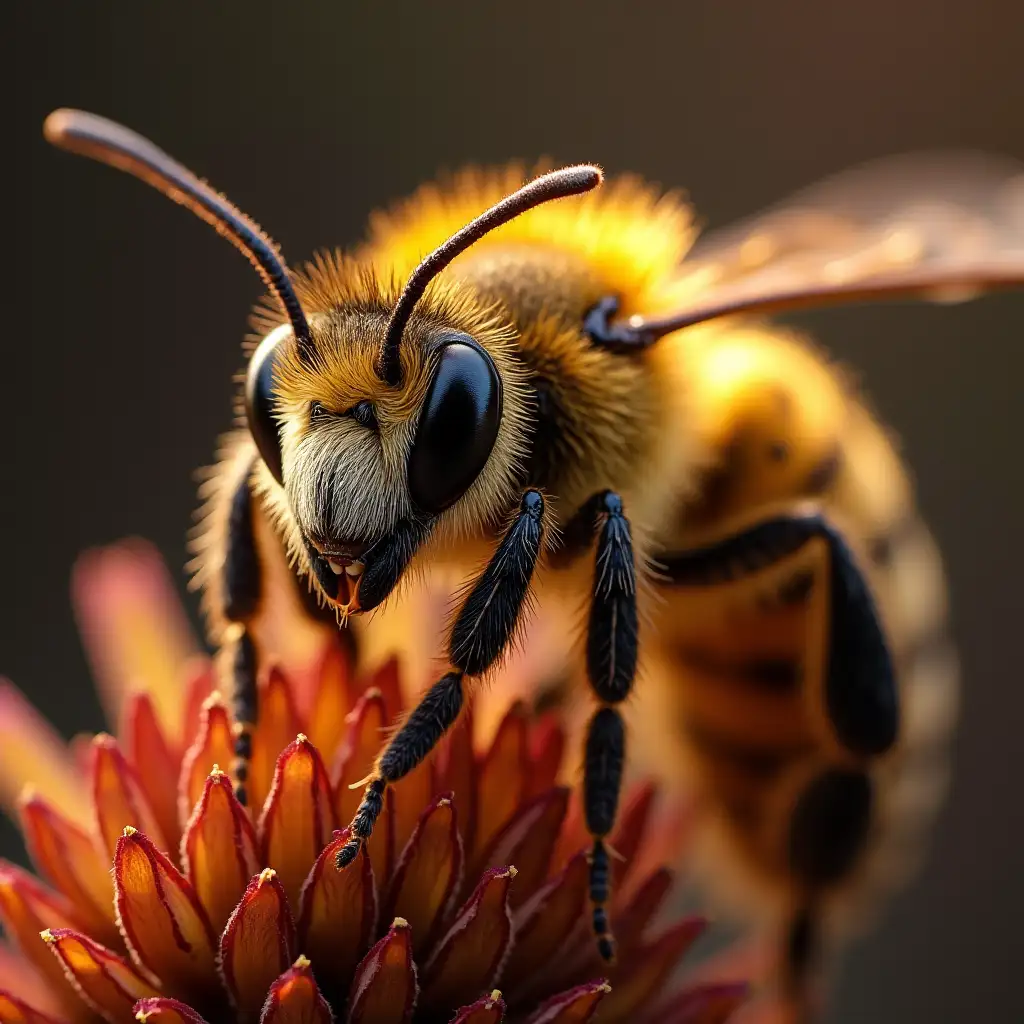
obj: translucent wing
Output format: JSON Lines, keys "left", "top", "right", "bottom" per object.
{"left": 627, "top": 152, "right": 1024, "bottom": 341}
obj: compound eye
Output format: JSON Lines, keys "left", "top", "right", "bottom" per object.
{"left": 407, "top": 335, "right": 502, "bottom": 515}
{"left": 245, "top": 326, "right": 289, "bottom": 484}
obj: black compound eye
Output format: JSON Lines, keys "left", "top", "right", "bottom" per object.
{"left": 407, "top": 335, "right": 502, "bottom": 515}
{"left": 245, "top": 327, "right": 288, "bottom": 485}
{"left": 348, "top": 399, "right": 378, "bottom": 430}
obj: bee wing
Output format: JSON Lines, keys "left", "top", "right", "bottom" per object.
{"left": 638, "top": 152, "right": 1024, "bottom": 336}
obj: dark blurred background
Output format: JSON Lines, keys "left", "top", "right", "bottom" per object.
{"left": 6, "top": 2, "right": 1023, "bottom": 1020}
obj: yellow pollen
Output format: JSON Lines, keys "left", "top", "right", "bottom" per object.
{"left": 297, "top": 732, "right": 309, "bottom": 743}
{"left": 123, "top": 825, "right": 138, "bottom": 837}
{"left": 294, "top": 954, "right": 312, "bottom": 968}
{"left": 203, "top": 690, "right": 225, "bottom": 709}
{"left": 40, "top": 928, "right": 55, "bottom": 943}
{"left": 259, "top": 867, "right": 277, "bottom": 884}
{"left": 392, "top": 916, "right": 410, "bottom": 928}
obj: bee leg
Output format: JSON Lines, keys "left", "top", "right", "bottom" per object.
{"left": 337, "top": 489, "right": 546, "bottom": 869}
{"left": 661, "top": 509, "right": 898, "bottom": 758}
{"left": 579, "top": 490, "right": 638, "bottom": 962}
{"left": 221, "top": 461, "right": 263, "bottom": 808}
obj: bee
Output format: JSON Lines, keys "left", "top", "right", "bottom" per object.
{"left": 44, "top": 109, "right": 1023, "bottom": 1012}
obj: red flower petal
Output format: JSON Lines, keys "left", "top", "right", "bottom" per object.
{"left": 180, "top": 660, "right": 215, "bottom": 748}
{"left": 0, "top": 862, "right": 84, "bottom": 1006}
{"left": 501, "top": 853, "right": 588, "bottom": 992}
{"left": 451, "top": 989, "right": 506, "bottom": 1023}
{"left": 609, "top": 783, "right": 658, "bottom": 897}
{"left": 259, "top": 956, "right": 333, "bottom": 1024}
{"left": 122, "top": 692, "right": 182, "bottom": 846}
{"left": 0, "top": 991, "right": 66, "bottom": 1024}
{"left": 523, "top": 980, "right": 610, "bottom": 1023}
{"left": 296, "top": 831, "right": 376, "bottom": 996}
{"left": 383, "top": 793, "right": 463, "bottom": 956}
{"left": 134, "top": 997, "right": 212, "bottom": 1023}
{"left": 0, "top": 680, "right": 89, "bottom": 829}
{"left": 72, "top": 540, "right": 199, "bottom": 734}
{"left": 92, "top": 734, "right": 169, "bottom": 859}
{"left": 526, "top": 715, "right": 565, "bottom": 799}
{"left": 365, "top": 656, "right": 403, "bottom": 720}
{"left": 643, "top": 982, "right": 749, "bottom": 1024}
{"left": 347, "top": 918, "right": 417, "bottom": 1024}
{"left": 41, "top": 927, "right": 159, "bottom": 1018}
{"left": 178, "top": 694, "right": 234, "bottom": 828}
{"left": 180, "top": 768, "right": 261, "bottom": 935}
{"left": 220, "top": 869, "right": 296, "bottom": 1015}
{"left": 473, "top": 704, "right": 528, "bottom": 860}
{"left": 437, "top": 703, "right": 476, "bottom": 847}
{"left": 250, "top": 668, "right": 301, "bottom": 813}
{"left": 601, "top": 918, "right": 707, "bottom": 1021}
{"left": 479, "top": 788, "right": 568, "bottom": 908}
{"left": 421, "top": 866, "right": 516, "bottom": 1012}
{"left": 113, "top": 827, "right": 219, "bottom": 997}
{"left": 615, "top": 867, "right": 674, "bottom": 948}
{"left": 258, "top": 735, "right": 335, "bottom": 907}
{"left": 18, "top": 793, "right": 118, "bottom": 944}
{"left": 304, "top": 642, "right": 356, "bottom": 763}
{"left": 0, "top": 940, "right": 65, "bottom": 1018}
{"left": 334, "top": 691, "right": 394, "bottom": 886}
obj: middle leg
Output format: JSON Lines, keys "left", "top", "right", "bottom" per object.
{"left": 336, "top": 489, "right": 548, "bottom": 868}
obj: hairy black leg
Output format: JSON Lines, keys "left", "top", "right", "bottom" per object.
{"left": 584, "top": 295, "right": 658, "bottom": 352}
{"left": 659, "top": 510, "right": 898, "bottom": 757}
{"left": 337, "top": 490, "right": 547, "bottom": 869}
{"left": 221, "top": 462, "right": 263, "bottom": 807}
{"left": 573, "top": 491, "right": 637, "bottom": 962}
{"left": 449, "top": 489, "right": 546, "bottom": 676}
{"left": 336, "top": 670, "right": 465, "bottom": 868}
{"left": 549, "top": 488, "right": 612, "bottom": 569}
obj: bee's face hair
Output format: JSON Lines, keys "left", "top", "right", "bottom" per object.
{"left": 262, "top": 257, "right": 532, "bottom": 551}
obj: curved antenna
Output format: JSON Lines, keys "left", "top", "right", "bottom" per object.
{"left": 43, "top": 109, "right": 314, "bottom": 360}
{"left": 378, "top": 164, "right": 603, "bottom": 385}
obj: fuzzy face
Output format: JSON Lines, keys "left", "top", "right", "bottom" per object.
{"left": 255, "top": 255, "right": 533, "bottom": 612}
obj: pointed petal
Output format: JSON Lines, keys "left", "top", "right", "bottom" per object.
{"left": 178, "top": 695, "right": 234, "bottom": 829}
{"left": 608, "top": 783, "right": 658, "bottom": 899}
{"left": 18, "top": 792, "right": 118, "bottom": 944}
{"left": 643, "top": 982, "right": 750, "bottom": 1024}
{"left": 92, "top": 734, "right": 169, "bottom": 859}
{"left": 0, "top": 941, "right": 66, "bottom": 1017}
{"left": 601, "top": 918, "right": 707, "bottom": 1021}
{"left": 479, "top": 788, "right": 568, "bottom": 908}
{"left": 41, "top": 928, "right": 159, "bottom": 1018}
{"left": 451, "top": 990, "right": 506, "bottom": 1023}
{"left": 383, "top": 794, "right": 462, "bottom": 956}
{"left": 133, "top": 998, "right": 212, "bottom": 1023}
{"left": 296, "top": 832, "right": 375, "bottom": 995}
{"left": 122, "top": 692, "right": 182, "bottom": 846}
{"left": 250, "top": 668, "right": 301, "bottom": 813}
{"left": 303, "top": 643, "right": 356, "bottom": 762}
{"left": 258, "top": 736, "right": 334, "bottom": 907}
{"left": 72, "top": 540, "right": 199, "bottom": 734}
{"left": 220, "top": 869, "right": 296, "bottom": 1015}
{"left": 346, "top": 919, "right": 417, "bottom": 1024}
{"left": 180, "top": 768, "right": 261, "bottom": 935}
{"left": 364, "top": 657, "right": 403, "bottom": 720}
{"left": 615, "top": 868, "right": 674, "bottom": 948}
{"left": 333, "top": 691, "right": 394, "bottom": 886}
{"left": 180, "top": 660, "right": 215, "bottom": 749}
{"left": 523, "top": 980, "right": 611, "bottom": 1024}
{"left": 473, "top": 704, "right": 528, "bottom": 860}
{"left": 260, "top": 956, "right": 334, "bottom": 1024}
{"left": 526, "top": 716, "right": 565, "bottom": 799}
{"left": 0, "top": 991, "right": 68, "bottom": 1024}
{"left": 421, "top": 866, "right": 516, "bottom": 1012}
{"left": 392, "top": 756, "right": 434, "bottom": 860}
{"left": 0, "top": 862, "right": 85, "bottom": 1006}
{"left": 437, "top": 703, "right": 476, "bottom": 848}
{"left": 501, "top": 853, "right": 588, "bottom": 991}
{"left": 0, "top": 680, "right": 88, "bottom": 828}
{"left": 113, "top": 827, "right": 219, "bottom": 997}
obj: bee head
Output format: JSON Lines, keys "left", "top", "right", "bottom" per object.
{"left": 43, "top": 108, "right": 600, "bottom": 613}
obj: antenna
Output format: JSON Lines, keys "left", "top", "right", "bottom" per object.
{"left": 378, "top": 164, "right": 603, "bottom": 385}
{"left": 44, "top": 109, "right": 315, "bottom": 360}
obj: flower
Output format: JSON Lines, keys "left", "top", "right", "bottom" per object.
{"left": 0, "top": 540, "right": 752, "bottom": 1022}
